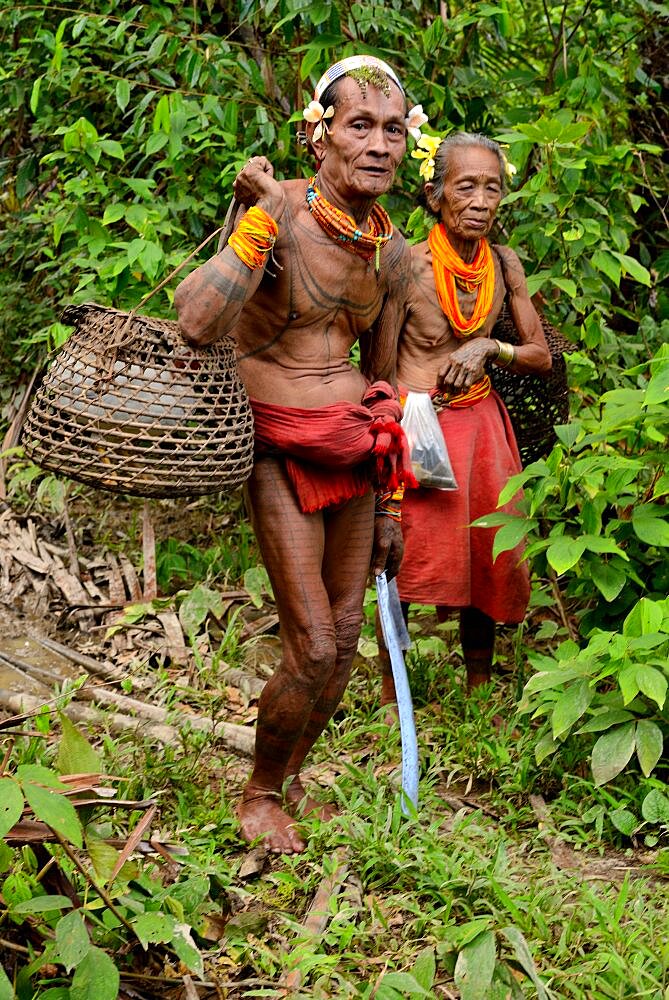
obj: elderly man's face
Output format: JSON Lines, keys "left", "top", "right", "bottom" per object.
{"left": 315, "top": 76, "right": 407, "bottom": 201}
{"left": 434, "top": 147, "right": 503, "bottom": 242}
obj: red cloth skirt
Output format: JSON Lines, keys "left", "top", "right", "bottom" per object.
{"left": 396, "top": 390, "right": 530, "bottom": 623}
{"left": 250, "top": 382, "right": 413, "bottom": 514}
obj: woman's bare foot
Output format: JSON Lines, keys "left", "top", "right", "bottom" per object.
{"left": 285, "top": 777, "right": 338, "bottom": 821}
{"left": 238, "top": 788, "right": 305, "bottom": 854}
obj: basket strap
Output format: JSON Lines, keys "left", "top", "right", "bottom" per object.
{"left": 112, "top": 197, "right": 240, "bottom": 350}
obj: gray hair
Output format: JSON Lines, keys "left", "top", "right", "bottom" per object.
{"left": 425, "top": 132, "right": 506, "bottom": 216}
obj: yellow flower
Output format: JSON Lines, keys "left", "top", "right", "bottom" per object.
{"left": 411, "top": 133, "right": 442, "bottom": 181}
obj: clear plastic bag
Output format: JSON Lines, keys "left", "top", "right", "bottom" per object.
{"left": 402, "top": 391, "right": 458, "bottom": 490}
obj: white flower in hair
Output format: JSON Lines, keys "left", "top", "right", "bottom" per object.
{"left": 405, "top": 104, "right": 429, "bottom": 141}
{"left": 303, "top": 100, "right": 335, "bottom": 141}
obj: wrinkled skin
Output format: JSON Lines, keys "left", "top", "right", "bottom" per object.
{"left": 175, "top": 77, "right": 410, "bottom": 853}
{"left": 379, "top": 145, "right": 552, "bottom": 697}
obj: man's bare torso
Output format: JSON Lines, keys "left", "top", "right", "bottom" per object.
{"left": 235, "top": 179, "right": 397, "bottom": 408}
{"left": 398, "top": 240, "right": 507, "bottom": 391}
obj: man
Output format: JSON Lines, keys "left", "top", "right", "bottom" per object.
{"left": 175, "top": 56, "right": 415, "bottom": 853}
{"left": 379, "top": 132, "right": 551, "bottom": 705}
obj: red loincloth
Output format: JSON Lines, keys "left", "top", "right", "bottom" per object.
{"left": 396, "top": 390, "right": 530, "bottom": 623}
{"left": 250, "top": 382, "right": 415, "bottom": 514}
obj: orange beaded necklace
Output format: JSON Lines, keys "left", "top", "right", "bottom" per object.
{"left": 428, "top": 223, "right": 495, "bottom": 338}
{"left": 306, "top": 177, "right": 393, "bottom": 273}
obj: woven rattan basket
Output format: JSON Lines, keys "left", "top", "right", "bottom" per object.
{"left": 22, "top": 219, "right": 255, "bottom": 498}
{"left": 490, "top": 307, "right": 574, "bottom": 466}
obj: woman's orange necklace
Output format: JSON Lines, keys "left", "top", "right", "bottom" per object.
{"left": 428, "top": 222, "right": 495, "bottom": 338}
{"left": 306, "top": 177, "right": 393, "bottom": 274}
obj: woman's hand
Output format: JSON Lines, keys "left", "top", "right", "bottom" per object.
{"left": 436, "top": 337, "right": 498, "bottom": 394}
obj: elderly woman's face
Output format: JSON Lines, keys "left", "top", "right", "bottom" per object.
{"left": 433, "top": 147, "right": 502, "bottom": 242}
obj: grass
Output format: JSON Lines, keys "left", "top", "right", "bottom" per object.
{"left": 2, "top": 493, "right": 668, "bottom": 999}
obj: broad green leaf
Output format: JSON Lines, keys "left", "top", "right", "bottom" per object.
{"left": 500, "top": 926, "right": 548, "bottom": 999}
{"left": 0, "top": 779, "right": 24, "bottom": 839}
{"left": 535, "top": 730, "right": 559, "bottom": 764}
{"left": 550, "top": 276, "right": 577, "bottom": 297}
{"left": 378, "top": 972, "right": 429, "bottom": 997}
{"left": 56, "top": 909, "right": 91, "bottom": 972}
{"left": 115, "top": 78, "right": 130, "bottom": 111}
{"left": 618, "top": 664, "right": 640, "bottom": 705}
{"left": 412, "top": 947, "right": 436, "bottom": 991}
{"left": 454, "top": 930, "right": 496, "bottom": 1000}
{"left": 581, "top": 535, "right": 627, "bottom": 557}
{"left": 635, "top": 666, "right": 667, "bottom": 708}
{"left": 644, "top": 360, "right": 669, "bottom": 406}
{"left": 554, "top": 422, "right": 580, "bottom": 448}
{"left": 551, "top": 679, "right": 592, "bottom": 740}
{"left": 102, "top": 203, "right": 125, "bottom": 225}
{"left": 590, "top": 560, "right": 626, "bottom": 601}
{"left": 492, "top": 519, "right": 527, "bottom": 561}
{"left": 577, "top": 709, "right": 635, "bottom": 734}
{"left": 12, "top": 895, "right": 73, "bottom": 913}
{"left": 145, "top": 132, "right": 168, "bottom": 156}
{"left": 57, "top": 715, "right": 101, "bottom": 775}
{"left": 525, "top": 270, "right": 551, "bottom": 296}
{"left": 609, "top": 807, "right": 638, "bottom": 836}
{"left": 70, "top": 946, "right": 119, "bottom": 1000}
{"left": 85, "top": 830, "right": 122, "bottom": 885}
{"left": 30, "top": 76, "right": 43, "bottom": 115}
{"left": 591, "top": 722, "right": 636, "bottom": 786}
{"left": 546, "top": 535, "right": 586, "bottom": 574}
{"left": 374, "top": 987, "right": 402, "bottom": 1000}
{"left": 244, "top": 566, "right": 273, "bottom": 608}
{"left": 179, "top": 583, "right": 224, "bottom": 635}
{"left": 171, "top": 923, "right": 204, "bottom": 978}
{"left": 591, "top": 249, "right": 621, "bottom": 285}
{"left": 641, "top": 788, "right": 669, "bottom": 825}
{"left": 563, "top": 223, "right": 584, "bottom": 242}
{"left": 635, "top": 720, "right": 663, "bottom": 777}
{"left": 24, "top": 782, "right": 83, "bottom": 848}
{"left": 16, "top": 765, "right": 66, "bottom": 788}
{"left": 138, "top": 241, "right": 163, "bottom": 279}
{"left": 132, "top": 911, "right": 175, "bottom": 949}
{"left": 0, "top": 965, "right": 13, "bottom": 1000}
{"left": 632, "top": 506, "right": 669, "bottom": 547}
{"left": 611, "top": 251, "right": 651, "bottom": 286}
{"left": 443, "top": 918, "right": 493, "bottom": 950}
{"left": 623, "top": 597, "right": 664, "bottom": 637}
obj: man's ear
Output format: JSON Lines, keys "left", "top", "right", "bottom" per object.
{"left": 310, "top": 131, "right": 327, "bottom": 163}
{"left": 424, "top": 182, "right": 440, "bottom": 214}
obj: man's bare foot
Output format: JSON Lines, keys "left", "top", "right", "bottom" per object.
{"left": 238, "top": 789, "right": 305, "bottom": 854}
{"left": 285, "top": 778, "right": 338, "bottom": 821}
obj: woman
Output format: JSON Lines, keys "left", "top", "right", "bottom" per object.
{"left": 380, "top": 132, "right": 551, "bottom": 702}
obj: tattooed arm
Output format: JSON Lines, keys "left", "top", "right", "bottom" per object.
{"left": 175, "top": 157, "right": 286, "bottom": 346}
{"left": 494, "top": 245, "right": 551, "bottom": 375}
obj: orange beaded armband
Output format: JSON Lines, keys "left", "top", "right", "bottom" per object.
{"left": 228, "top": 205, "right": 279, "bottom": 270}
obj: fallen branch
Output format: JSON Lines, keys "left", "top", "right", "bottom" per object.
{"left": 0, "top": 690, "right": 255, "bottom": 755}
{"left": 30, "top": 633, "right": 152, "bottom": 691}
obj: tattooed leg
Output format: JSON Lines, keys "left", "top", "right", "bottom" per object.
{"left": 283, "top": 490, "right": 374, "bottom": 819}
{"left": 239, "top": 457, "right": 338, "bottom": 853}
